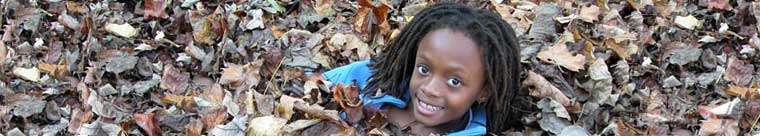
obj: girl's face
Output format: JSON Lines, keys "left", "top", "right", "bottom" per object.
{"left": 409, "top": 29, "right": 486, "bottom": 126}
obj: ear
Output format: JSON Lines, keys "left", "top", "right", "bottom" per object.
{"left": 477, "top": 90, "right": 488, "bottom": 103}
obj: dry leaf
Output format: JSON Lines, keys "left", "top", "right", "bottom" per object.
{"left": 523, "top": 71, "right": 578, "bottom": 111}
{"left": 246, "top": 115, "right": 287, "bottom": 136}
{"left": 190, "top": 11, "right": 217, "bottom": 45}
{"left": 698, "top": 98, "right": 741, "bottom": 118}
{"left": 68, "top": 108, "right": 93, "bottom": 133}
{"left": 724, "top": 57, "right": 755, "bottom": 87}
{"left": 278, "top": 95, "right": 304, "bottom": 120}
{"left": 12, "top": 67, "right": 40, "bottom": 82}
{"left": 332, "top": 83, "right": 364, "bottom": 123}
{"left": 12, "top": 98, "right": 46, "bottom": 118}
{"left": 144, "top": 0, "right": 169, "bottom": 19}
{"left": 77, "top": 119, "right": 124, "bottom": 136}
{"left": 329, "top": 33, "right": 372, "bottom": 60}
{"left": 220, "top": 64, "right": 245, "bottom": 86}
{"left": 202, "top": 84, "right": 225, "bottom": 106}
{"left": 185, "top": 118, "right": 203, "bottom": 136}
{"left": 537, "top": 42, "right": 587, "bottom": 72}
{"left": 604, "top": 38, "right": 631, "bottom": 60}
{"left": 708, "top": 0, "right": 732, "bottom": 11}
{"left": 160, "top": 64, "right": 190, "bottom": 94}
{"left": 38, "top": 63, "right": 67, "bottom": 78}
{"left": 105, "top": 23, "right": 138, "bottom": 38}
{"left": 354, "top": 0, "right": 391, "bottom": 35}
{"left": 105, "top": 55, "right": 139, "bottom": 74}
{"left": 697, "top": 118, "right": 739, "bottom": 136}
{"left": 674, "top": 15, "right": 701, "bottom": 30}
{"left": 201, "top": 107, "right": 228, "bottom": 130}
{"left": 283, "top": 119, "right": 321, "bottom": 134}
{"left": 222, "top": 91, "right": 240, "bottom": 115}
{"left": 315, "top": 0, "right": 335, "bottom": 17}
{"left": 209, "top": 115, "right": 247, "bottom": 136}
{"left": 134, "top": 112, "right": 162, "bottom": 136}
{"left": 579, "top": 5, "right": 600, "bottom": 22}
{"left": 725, "top": 86, "right": 758, "bottom": 97}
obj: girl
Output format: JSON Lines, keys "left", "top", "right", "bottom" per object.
{"left": 323, "top": 2, "right": 525, "bottom": 135}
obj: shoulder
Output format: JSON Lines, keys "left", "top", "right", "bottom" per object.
{"left": 323, "top": 60, "right": 372, "bottom": 89}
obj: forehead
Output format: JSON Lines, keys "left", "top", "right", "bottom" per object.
{"left": 417, "top": 29, "right": 483, "bottom": 71}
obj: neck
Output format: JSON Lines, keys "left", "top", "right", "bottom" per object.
{"left": 398, "top": 107, "right": 469, "bottom": 134}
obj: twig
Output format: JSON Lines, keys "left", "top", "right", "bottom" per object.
{"left": 263, "top": 55, "right": 286, "bottom": 95}
{"left": 751, "top": 113, "right": 760, "bottom": 134}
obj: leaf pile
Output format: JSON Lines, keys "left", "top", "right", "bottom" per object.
{"left": 0, "top": 0, "right": 759, "bottom": 135}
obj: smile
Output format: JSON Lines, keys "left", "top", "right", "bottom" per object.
{"left": 417, "top": 98, "right": 444, "bottom": 114}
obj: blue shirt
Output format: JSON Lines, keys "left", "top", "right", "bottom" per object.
{"left": 322, "top": 60, "right": 487, "bottom": 136}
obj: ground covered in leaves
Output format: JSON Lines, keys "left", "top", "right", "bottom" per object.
{"left": 0, "top": 0, "right": 759, "bottom": 135}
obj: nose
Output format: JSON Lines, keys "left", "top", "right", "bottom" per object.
{"left": 419, "top": 76, "right": 443, "bottom": 98}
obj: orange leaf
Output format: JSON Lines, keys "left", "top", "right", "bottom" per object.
{"left": 354, "top": 0, "right": 391, "bottom": 35}
{"left": 160, "top": 93, "right": 196, "bottom": 111}
{"left": 185, "top": 118, "right": 203, "bottom": 136}
{"left": 134, "top": 112, "right": 162, "bottom": 136}
{"left": 331, "top": 82, "right": 363, "bottom": 123}
{"left": 38, "top": 63, "right": 67, "bottom": 78}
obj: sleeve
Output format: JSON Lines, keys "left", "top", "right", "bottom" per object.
{"left": 322, "top": 60, "right": 372, "bottom": 89}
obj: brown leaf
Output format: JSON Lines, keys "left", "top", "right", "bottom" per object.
{"left": 332, "top": 82, "right": 363, "bottom": 123}
{"left": 185, "top": 118, "right": 203, "bottom": 136}
{"left": 134, "top": 112, "right": 162, "bottom": 136}
{"left": 537, "top": 42, "right": 587, "bottom": 72}
{"left": 65, "top": 1, "right": 88, "bottom": 14}
{"left": 202, "top": 84, "right": 225, "bottom": 106}
{"left": 315, "top": 0, "right": 335, "bottom": 17}
{"left": 161, "top": 93, "right": 196, "bottom": 111}
{"left": 354, "top": 0, "right": 391, "bottom": 35}
{"left": 38, "top": 63, "right": 67, "bottom": 78}
{"left": 708, "top": 0, "right": 732, "bottom": 11}
{"left": 604, "top": 38, "right": 633, "bottom": 60}
{"left": 579, "top": 5, "right": 600, "bottom": 23}
{"left": 67, "top": 108, "right": 93, "bottom": 133}
{"left": 160, "top": 64, "right": 189, "bottom": 94}
{"left": 278, "top": 95, "right": 305, "bottom": 120}
{"left": 144, "top": 0, "right": 169, "bottom": 19}
{"left": 246, "top": 115, "right": 287, "bottom": 136}
{"left": 724, "top": 57, "right": 755, "bottom": 87}
{"left": 725, "top": 86, "right": 758, "bottom": 97}
{"left": 201, "top": 107, "right": 228, "bottom": 130}
{"left": 698, "top": 118, "right": 739, "bottom": 136}
{"left": 220, "top": 64, "right": 245, "bottom": 86}
{"left": 190, "top": 11, "right": 217, "bottom": 45}
{"left": 523, "top": 71, "right": 579, "bottom": 112}
{"left": 241, "top": 60, "right": 263, "bottom": 90}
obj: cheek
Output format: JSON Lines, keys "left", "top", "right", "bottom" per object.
{"left": 445, "top": 89, "right": 479, "bottom": 112}
{"left": 408, "top": 74, "right": 423, "bottom": 91}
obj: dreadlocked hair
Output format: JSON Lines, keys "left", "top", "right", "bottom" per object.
{"left": 363, "top": 2, "right": 526, "bottom": 133}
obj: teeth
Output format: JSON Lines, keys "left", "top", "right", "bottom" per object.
{"left": 419, "top": 100, "right": 442, "bottom": 111}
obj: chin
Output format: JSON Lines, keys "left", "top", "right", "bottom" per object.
{"left": 414, "top": 114, "right": 445, "bottom": 126}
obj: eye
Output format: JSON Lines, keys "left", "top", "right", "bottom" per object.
{"left": 416, "top": 65, "right": 430, "bottom": 75}
{"left": 447, "top": 77, "right": 462, "bottom": 87}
